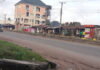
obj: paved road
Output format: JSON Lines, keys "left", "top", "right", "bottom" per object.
{"left": 0, "top": 31, "right": 100, "bottom": 70}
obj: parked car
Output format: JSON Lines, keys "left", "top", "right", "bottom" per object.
{"left": 0, "top": 24, "right": 3, "bottom": 32}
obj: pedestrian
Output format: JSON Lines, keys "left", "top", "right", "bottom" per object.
{"left": 80, "top": 31, "right": 83, "bottom": 38}
{"left": 83, "top": 32, "right": 85, "bottom": 38}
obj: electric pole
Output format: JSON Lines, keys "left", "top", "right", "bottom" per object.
{"left": 4, "top": 14, "right": 7, "bottom": 24}
{"left": 60, "top": 2, "right": 66, "bottom": 25}
{"left": 59, "top": 2, "right": 66, "bottom": 34}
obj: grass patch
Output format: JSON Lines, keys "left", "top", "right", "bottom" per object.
{"left": 0, "top": 40, "right": 46, "bottom": 62}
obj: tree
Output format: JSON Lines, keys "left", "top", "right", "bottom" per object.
{"left": 46, "top": 20, "right": 50, "bottom": 25}
{"left": 69, "top": 22, "right": 81, "bottom": 26}
{"left": 8, "top": 18, "right": 11, "bottom": 21}
{"left": 73, "top": 22, "right": 81, "bottom": 26}
{"left": 50, "top": 21, "right": 60, "bottom": 27}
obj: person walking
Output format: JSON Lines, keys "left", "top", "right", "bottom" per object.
{"left": 83, "top": 32, "right": 86, "bottom": 38}
{"left": 80, "top": 31, "right": 83, "bottom": 38}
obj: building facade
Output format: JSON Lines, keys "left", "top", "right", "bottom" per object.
{"left": 15, "top": 0, "right": 51, "bottom": 30}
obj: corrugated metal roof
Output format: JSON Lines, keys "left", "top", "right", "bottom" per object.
{"left": 62, "top": 26, "right": 85, "bottom": 30}
{"left": 15, "top": 0, "right": 48, "bottom": 7}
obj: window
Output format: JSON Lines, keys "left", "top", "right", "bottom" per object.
{"left": 36, "top": 14, "right": 40, "bottom": 18}
{"left": 42, "top": 21, "right": 45, "bottom": 24}
{"left": 35, "top": 20, "right": 40, "bottom": 24}
{"left": 26, "top": 12, "right": 29, "bottom": 17}
{"left": 16, "top": 18, "right": 20, "bottom": 22}
{"left": 16, "top": 18, "right": 20, "bottom": 23}
{"left": 21, "top": 18, "right": 23, "bottom": 21}
{"left": 29, "top": 19, "right": 34, "bottom": 23}
{"left": 36, "top": 7, "right": 40, "bottom": 12}
{"left": 26, "top": 5, "right": 29, "bottom": 11}
{"left": 42, "top": 15, "right": 46, "bottom": 18}
{"left": 30, "top": 13, "right": 34, "bottom": 16}
{"left": 24, "top": 19, "right": 28, "bottom": 23}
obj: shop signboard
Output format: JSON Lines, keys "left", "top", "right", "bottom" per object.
{"left": 84, "top": 25, "right": 95, "bottom": 28}
{"left": 85, "top": 28, "right": 90, "bottom": 32}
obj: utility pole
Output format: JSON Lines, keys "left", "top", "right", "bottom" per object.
{"left": 59, "top": 2, "right": 66, "bottom": 34}
{"left": 4, "top": 14, "right": 7, "bottom": 24}
{"left": 60, "top": 2, "right": 65, "bottom": 25}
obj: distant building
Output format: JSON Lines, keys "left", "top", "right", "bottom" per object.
{"left": 0, "top": 20, "right": 14, "bottom": 25}
{"left": 0, "top": 20, "right": 15, "bottom": 30}
{"left": 15, "top": 0, "right": 51, "bottom": 30}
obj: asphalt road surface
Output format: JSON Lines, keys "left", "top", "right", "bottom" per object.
{"left": 0, "top": 31, "right": 100, "bottom": 70}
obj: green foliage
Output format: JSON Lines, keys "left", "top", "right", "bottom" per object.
{"left": 0, "top": 40, "right": 46, "bottom": 62}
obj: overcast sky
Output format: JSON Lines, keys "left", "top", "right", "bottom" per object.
{"left": 0, "top": 0, "right": 100, "bottom": 25}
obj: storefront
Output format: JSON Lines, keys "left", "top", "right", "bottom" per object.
{"left": 23, "top": 24, "right": 31, "bottom": 32}
{"left": 62, "top": 26, "right": 85, "bottom": 36}
{"left": 84, "top": 25, "right": 95, "bottom": 38}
